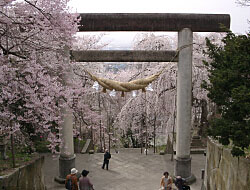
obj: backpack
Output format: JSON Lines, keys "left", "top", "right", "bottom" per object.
{"left": 108, "top": 153, "right": 111, "bottom": 159}
{"left": 65, "top": 176, "right": 72, "bottom": 190}
{"left": 175, "top": 178, "right": 184, "bottom": 188}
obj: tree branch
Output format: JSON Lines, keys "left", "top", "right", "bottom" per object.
{"left": 0, "top": 44, "right": 27, "bottom": 59}
{"left": 24, "top": 0, "right": 52, "bottom": 21}
{"left": 158, "top": 86, "right": 176, "bottom": 97}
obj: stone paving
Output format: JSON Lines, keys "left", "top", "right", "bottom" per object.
{"left": 43, "top": 148, "right": 205, "bottom": 190}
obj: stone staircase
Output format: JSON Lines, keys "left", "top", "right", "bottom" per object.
{"left": 173, "top": 135, "right": 206, "bottom": 154}
{"left": 190, "top": 135, "right": 206, "bottom": 154}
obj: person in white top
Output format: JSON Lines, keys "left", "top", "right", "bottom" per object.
{"left": 160, "top": 171, "right": 173, "bottom": 190}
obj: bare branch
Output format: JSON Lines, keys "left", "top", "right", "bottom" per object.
{"left": 236, "top": 0, "right": 250, "bottom": 6}
{"left": 0, "top": 44, "right": 27, "bottom": 59}
{"left": 24, "top": 0, "right": 52, "bottom": 21}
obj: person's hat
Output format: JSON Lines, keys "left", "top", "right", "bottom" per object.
{"left": 71, "top": 168, "right": 78, "bottom": 174}
{"left": 82, "top": 169, "right": 89, "bottom": 176}
{"left": 176, "top": 176, "right": 182, "bottom": 179}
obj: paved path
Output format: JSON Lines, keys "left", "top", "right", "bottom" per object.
{"left": 43, "top": 148, "right": 205, "bottom": 190}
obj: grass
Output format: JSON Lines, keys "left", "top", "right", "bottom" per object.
{"left": 222, "top": 139, "right": 250, "bottom": 158}
{"left": 35, "top": 141, "right": 50, "bottom": 153}
{"left": 244, "top": 146, "right": 250, "bottom": 159}
{"left": 0, "top": 151, "right": 36, "bottom": 175}
{"left": 74, "top": 138, "right": 86, "bottom": 153}
{"left": 156, "top": 144, "right": 167, "bottom": 153}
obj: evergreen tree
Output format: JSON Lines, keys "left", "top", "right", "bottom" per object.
{"left": 203, "top": 31, "right": 250, "bottom": 157}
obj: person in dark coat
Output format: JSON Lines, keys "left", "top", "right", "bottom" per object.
{"left": 102, "top": 149, "right": 111, "bottom": 170}
{"left": 174, "top": 176, "right": 190, "bottom": 190}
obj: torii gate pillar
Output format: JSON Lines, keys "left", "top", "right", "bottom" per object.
{"left": 55, "top": 47, "right": 76, "bottom": 183}
{"left": 175, "top": 28, "right": 194, "bottom": 182}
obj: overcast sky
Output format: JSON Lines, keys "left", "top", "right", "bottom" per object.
{"left": 68, "top": 0, "right": 250, "bottom": 48}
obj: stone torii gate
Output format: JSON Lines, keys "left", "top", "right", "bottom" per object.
{"left": 57, "top": 13, "right": 230, "bottom": 182}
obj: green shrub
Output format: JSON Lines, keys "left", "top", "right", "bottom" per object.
{"left": 74, "top": 138, "right": 86, "bottom": 153}
{"left": 157, "top": 145, "right": 167, "bottom": 153}
{"left": 35, "top": 141, "right": 50, "bottom": 153}
{"left": 74, "top": 138, "right": 86, "bottom": 147}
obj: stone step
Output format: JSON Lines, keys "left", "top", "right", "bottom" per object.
{"left": 173, "top": 148, "right": 206, "bottom": 155}
{"left": 190, "top": 137, "right": 205, "bottom": 148}
{"left": 190, "top": 148, "right": 206, "bottom": 154}
{"left": 191, "top": 139, "right": 203, "bottom": 143}
{"left": 191, "top": 143, "right": 205, "bottom": 147}
{"left": 192, "top": 135, "right": 201, "bottom": 140}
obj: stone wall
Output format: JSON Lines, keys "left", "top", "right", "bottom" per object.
{"left": 0, "top": 155, "right": 45, "bottom": 190}
{"left": 204, "top": 138, "right": 250, "bottom": 190}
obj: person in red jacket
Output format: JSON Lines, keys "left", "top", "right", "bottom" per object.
{"left": 65, "top": 168, "right": 79, "bottom": 190}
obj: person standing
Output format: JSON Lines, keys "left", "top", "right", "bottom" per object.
{"left": 102, "top": 149, "right": 111, "bottom": 170}
{"left": 79, "top": 169, "right": 94, "bottom": 190}
{"left": 160, "top": 171, "right": 173, "bottom": 190}
{"left": 65, "top": 168, "right": 79, "bottom": 190}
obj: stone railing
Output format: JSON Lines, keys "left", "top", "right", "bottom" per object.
{"left": 0, "top": 155, "right": 45, "bottom": 190}
{"left": 204, "top": 137, "right": 250, "bottom": 190}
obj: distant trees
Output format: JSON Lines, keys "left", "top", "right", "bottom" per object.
{"left": 114, "top": 34, "right": 175, "bottom": 152}
{"left": 203, "top": 31, "right": 250, "bottom": 157}
{"left": 236, "top": 0, "right": 250, "bottom": 6}
{"left": 115, "top": 33, "right": 218, "bottom": 152}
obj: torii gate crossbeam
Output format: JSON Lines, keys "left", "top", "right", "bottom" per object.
{"left": 78, "top": 13, "right": 230, "bottom": 32}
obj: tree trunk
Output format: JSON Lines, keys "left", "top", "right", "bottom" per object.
{"left": 10, "top": 134, "right": 16, "bottom": 168}
{"left": 145, "top": 122, "right": 148, "bottom": 155}
{"left": 103, "top": 126, "right": 106, "bottom": 151}
{"left": 140, "top": 139, "right": 143, "bottom": 154}
{"left": 153, "top": 114, "right": 156, "bottom": 154}
{"left": 140, "top": 117, "right": 143, "bottom": 154}
{"left": 98, "top": 93, "right": 103, "bottom": 152}
{"left": 99, "top": 121, "right": 102, "bottom": 151}
{"left": 108, "top": 132, "right": 111, "bottom": 153}
{"left": 79, "top": 119, "right": 82, "bottom": 138}
{"left": 153, "top": 125, "right": 156, "bottom": 154}
{"left": 91, "top": 125, "right": 93, "bottom": 148}
{"left": 171, "top": 94, "right": 177, "bottom": 161}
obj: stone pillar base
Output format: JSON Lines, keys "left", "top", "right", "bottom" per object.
{"left": 174, "top": 157, "right": 196, "bottom": 184}
{"left": 54, "top": 154, "right": 76, "bottom": 184}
